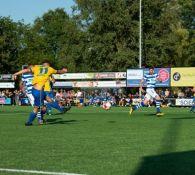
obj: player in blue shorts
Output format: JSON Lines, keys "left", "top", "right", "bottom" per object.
{"left": 13, "top": 60, "right": 67, "bottom": 126}
{"left": 21, "top": 65, "right": 43, "bottom": 122}
{"left": 129, "top": 67, "right": 164, "bottom": 116}
{"left": 44, "top": 77, "right": 71, "bottom": 116}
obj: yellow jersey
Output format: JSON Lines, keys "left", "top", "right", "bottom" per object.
{"left": 31, "top": 65, "right": 57, "bottom": 89}
{"left": 44, "top": 78, "right": 53, "bottom": 92}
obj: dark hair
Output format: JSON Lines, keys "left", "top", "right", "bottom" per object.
{"left": 22, "top": 65, "right": 28, "bottom": 69}
{"left": 42, "top": 59, "right": 51, "bottom": 66}
{"left": 149, "top": 67, "right": 154, "bottom": 70}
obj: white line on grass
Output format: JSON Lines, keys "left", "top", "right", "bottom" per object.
{"left": 0, "top": 168, "right": 85, "bottom": 175}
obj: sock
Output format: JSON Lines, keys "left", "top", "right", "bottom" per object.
{"left": 48, "top": 101, "right": 63, "bottom": 113}
{"left": 27, "top": 112, "right": 37, "bottom": 124}
{"left": 191, "top": 105, "right": 195, "bottom": 111}
{"left": 41, "top": 110, "right": 46, "bottom": 119}
{"left": 46, "top": 103, "right": 52, "bottom": 111}
{"left": 46, "top": 103, "right": 52, "bottom": 114}
{"left": 133, "top": 101, "right": 145, "bottom": 110}
{"left": 37, "top": 111, "right": 42, "bottom": 122}
{"left": 156, "top": 100, "right": 161, "bottom": 113}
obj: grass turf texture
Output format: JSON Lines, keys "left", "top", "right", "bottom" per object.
{"left": 0, "top": 106, "right": 195, "bottom": 175}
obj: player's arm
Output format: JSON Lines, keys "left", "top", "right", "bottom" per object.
{"left": 13, "top": 68, "right": 32, "bottom": 80}
{"left": 56, "top": 68, "right": 67, "bottom": 74}
{"left": 50, "top": 76, "right": 55, "bottom": 83}
{"left": 139, "top": 79, "right": 145, "bottom": 93}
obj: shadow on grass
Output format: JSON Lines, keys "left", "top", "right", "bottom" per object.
{"left": 52, "top": 112, "right": 71, "bottom": 116}
{"left": 168, "top": 117, "right": 195, "bottom": 120}
{"left": 144, "top": 113, "right": 157, "bottom": 116}
{"left": 46, "top": 118, "right": 89, "bottom": 125}
{"left": 133, "top": 115, "right": 190, "bottom": 175}
{"left": 46, "top": 118, "right": 62, "bottom": 123}
{"left": 108, "top": 121, "right": 116, "bottom": 123}
{"left": 133, "top": 150, "right": 195, "bottom": 175}
{"left": 47, "top": 119, "right": 78, "bottom": 125}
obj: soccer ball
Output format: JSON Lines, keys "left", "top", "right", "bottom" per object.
{"left": 102, "top": 102, "right": 111, "bottom": 110}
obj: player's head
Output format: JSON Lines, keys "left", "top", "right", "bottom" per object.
{"left": 23, "top": 64, "right": 33, "bottom": 69}
{"left": 22, "top": 65, "right": 28, "bottom": 69}
{"left": 149, "top": 67, "right": 154, "bottom": 75}
{"left": 42, "top": 59, "right": 51, "bottom": 67}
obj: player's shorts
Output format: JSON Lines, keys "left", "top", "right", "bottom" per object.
{"left": 26, "top": 93, "right": 34, "bottom": 106}
{"left": 145, "top": 88, "right": 158, "bottom": 101}
{"left": 32, "top": 88, "right": 46, "bottom": 107}
{"left": 45, "top": 91, "right": 54, "bottom": 99}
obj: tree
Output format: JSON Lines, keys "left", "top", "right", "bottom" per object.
{"left": 0, "top": 17, "right": 26, "bottom": 73}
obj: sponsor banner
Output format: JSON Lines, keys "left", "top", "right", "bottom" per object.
{"left": 0, "top": 74, "right": 13, "bottom": 80}
{"left": 53, "top": 73, "right": 95, "bottom": 80}
{"left": 127, "top": 69, "right": 143, "bottom": 87}
{"left": 53, "top": 72, "right": 126, "bottom": 80}
{"left": 171, "top": 68, "right": 195, "bottom": 86}
{"left": 0, "top": 98, "right": 11, "bottom": 105}
{"left": 0, "top": 98, "right": 5, "bottom": 104}
{"left": 144, "top": 68, "right": 170, "bottom": 87}
{"left": 94, "top": 72, "right": 126, "bottom": 79}
{"left": 127, "top": 68, "right": 170, "bottom": 87}
{"left": 0, "top": 82, "right": 15, "bottom": 88}
{"left": 53, "top": 82, "right": 73, "bottom": 88}
{"left": 175, "top": 98, "right": 193, "bottom": 106}
{"left": 5, "top": 98, "right": 11, "bottom": 105}
{"left": 53, "top": 81, "right": 126, "bottom": 88}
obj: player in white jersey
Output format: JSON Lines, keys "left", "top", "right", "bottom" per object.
{"left": 21, "top": 65, "right": 43, "bottom": 123}
{"left": 21, "top": 68, "right": 34, "bottom": 106}
{"left": 129, "top": 67, "right": 164, "bottom": 116}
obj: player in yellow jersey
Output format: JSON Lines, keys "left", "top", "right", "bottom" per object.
{"left": 13, "top": 60, "right": 67, "bottom": 126}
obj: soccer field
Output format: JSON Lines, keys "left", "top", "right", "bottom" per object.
{"left": 0, "top": 106, "right": 195, "bottom": 175}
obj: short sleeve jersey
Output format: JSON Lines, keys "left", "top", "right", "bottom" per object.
{"left": 31, "top": 65, "right": 57, "bottom": 88}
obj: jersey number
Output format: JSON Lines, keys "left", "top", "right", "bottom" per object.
{"left": 39, "top": 67, "right": 48, "bottom": 75}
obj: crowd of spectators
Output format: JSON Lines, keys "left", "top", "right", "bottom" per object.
{"left": 0, "top": 87, "right": 194, "bottom": 106}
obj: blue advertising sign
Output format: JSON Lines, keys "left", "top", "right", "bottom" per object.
{"left": 5, "top": 98, "right": 11, "bottom": 105}
{"left": 126, "top": 69, "right": 143, "bottom": 87}
{"left": 127, "top": 68, "right": 171, "bottom": 87}
{"left": 144, "top": 68, "right": 171, "bottom": 87}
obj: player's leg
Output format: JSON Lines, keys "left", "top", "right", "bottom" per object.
{"left": 26, "top": 93, "right": 43, "bottom": 123}
{"left": 129, "top": 96, "right": 149, "bottom": 115}
{"left": 190, "top": 97, "right": 195, "bottom": 112}
{"left": 26, "top": 94, "right": 34, "bottom": 107}
{"left": 25, "top": 89, "right": 44, "bottom": 126}
{"left": 154, "top": 94, "right": 164, "bottom": 116}
{"left": 45, "top": 91, "right": 54, "bottom": 115}
{"left": 46, "top": 96, "right": 65, "bottom": 113}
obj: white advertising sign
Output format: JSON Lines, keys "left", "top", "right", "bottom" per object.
{"left": 127, "top": 69, "right": 143, "bottom": 79}
{"left": 175, "top": 99, "right": 193, "bottom": 106}
{"left": 0, "top": 82, "right": 15, "bottom": 88}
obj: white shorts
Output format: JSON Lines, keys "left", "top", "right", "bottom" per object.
{"left": 26, "top": 93, "right": 34, "bottom": 106}
{"left": 145, "top": 88, "right": 158, "bottom": 101}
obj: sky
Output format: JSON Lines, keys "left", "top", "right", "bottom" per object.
{"left": 0, "top": 0, "right": 75, "bottom": 24}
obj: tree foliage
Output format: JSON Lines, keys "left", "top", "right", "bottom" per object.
{"left": 0, "top": 0, "right": 194, "bottom": 73}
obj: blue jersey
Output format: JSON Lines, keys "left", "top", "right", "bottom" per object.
{"left": 22, "top": 73, "right": 33, "bottom": 94}
{"left": 144, "top": 73, "right": 158, "bottom": 88}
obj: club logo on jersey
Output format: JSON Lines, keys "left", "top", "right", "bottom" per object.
{"left": 173, "top": 72, "right": 181, "bottom": 81}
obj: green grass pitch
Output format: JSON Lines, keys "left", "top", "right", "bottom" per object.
{"left": 0, "top": 106, "right": 195, "bottom": 175}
